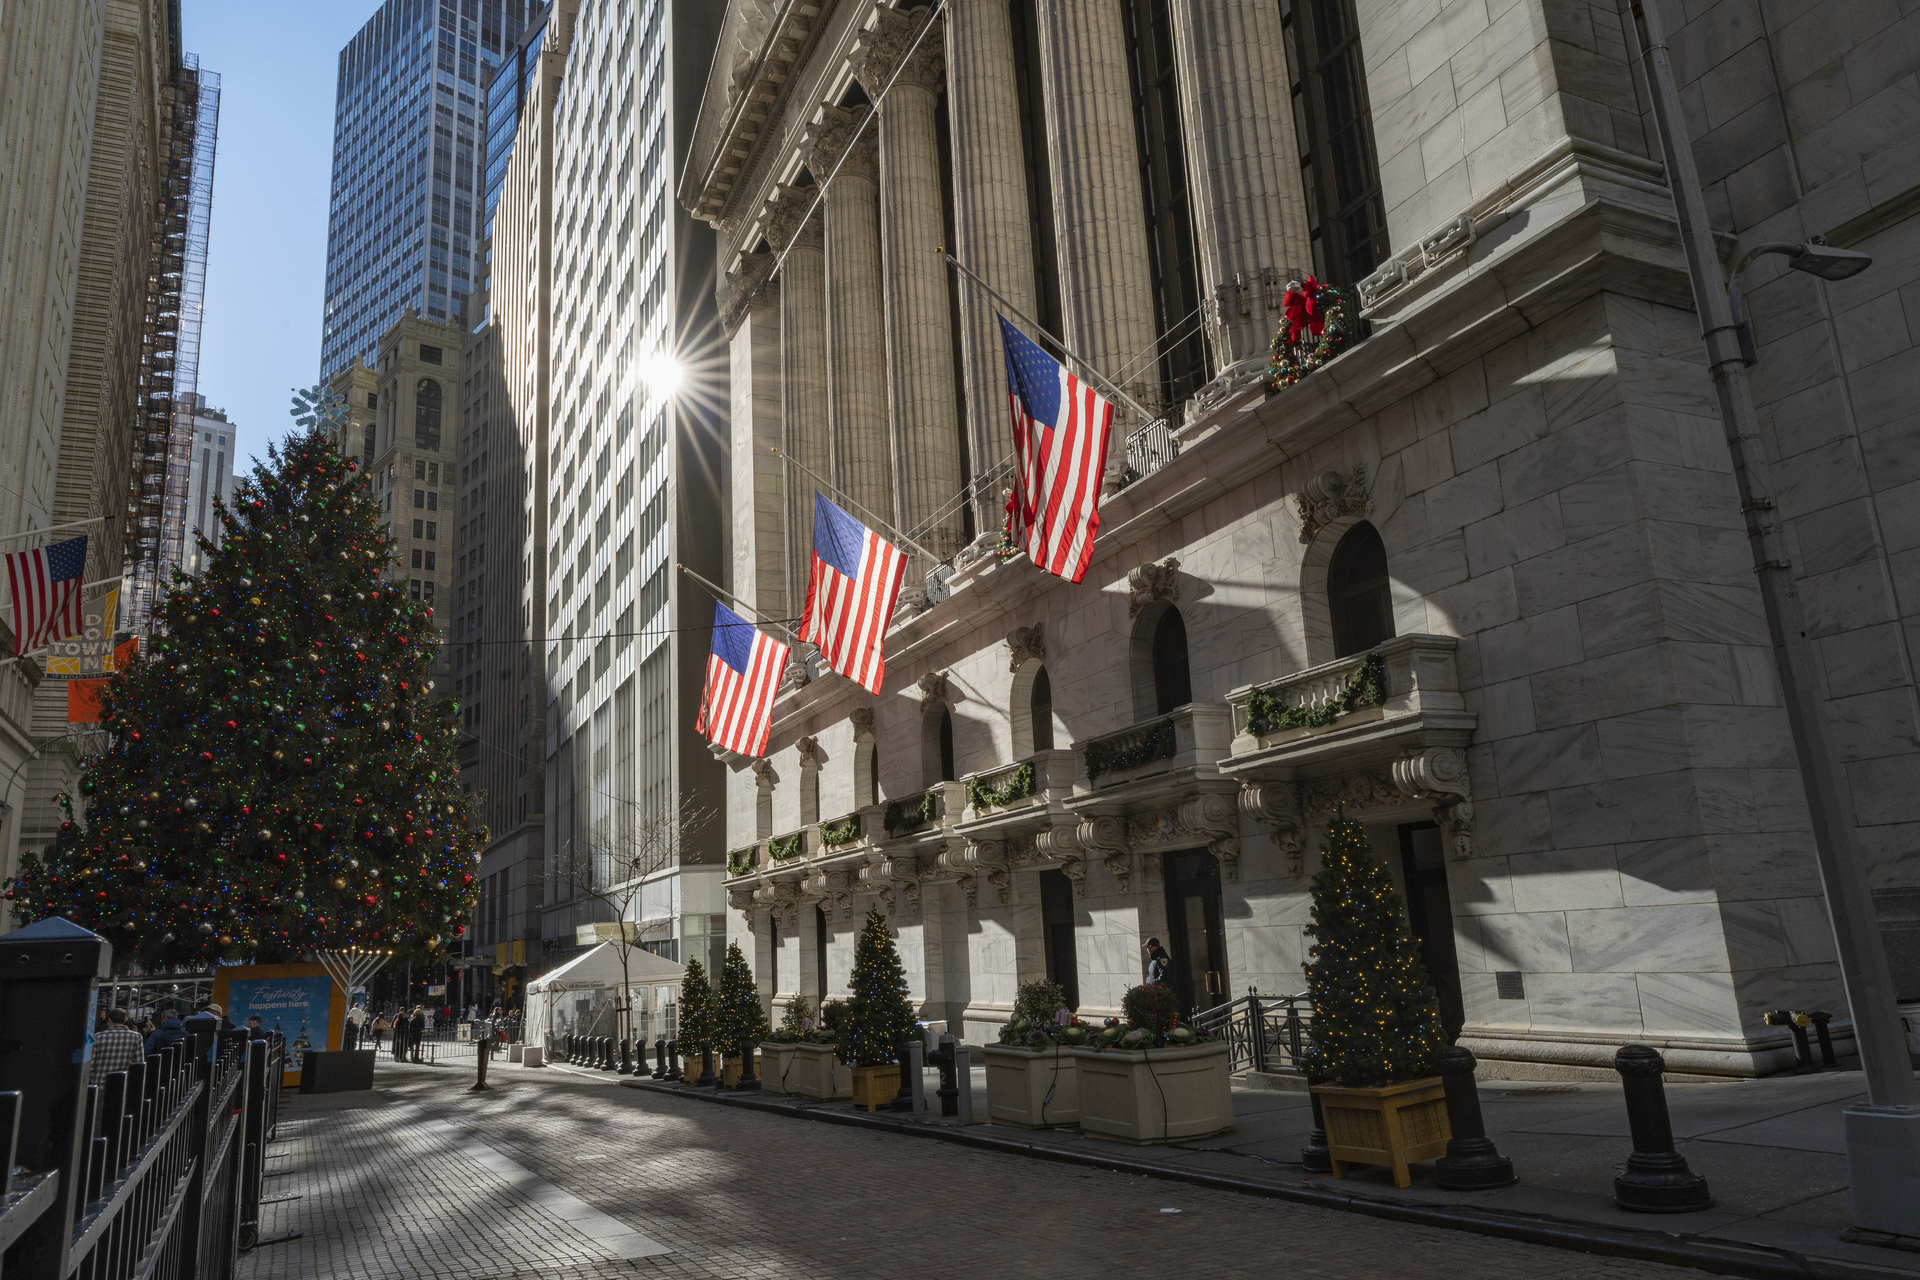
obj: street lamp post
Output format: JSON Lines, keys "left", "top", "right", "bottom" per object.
{"left": 1625, "top": 0, "right": 1920, "bottom": 1239}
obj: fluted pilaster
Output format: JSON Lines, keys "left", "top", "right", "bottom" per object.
{"left": 946, "top": 0, "right": 1039, "bottom": 535}
{"left": 767, "top": 184, "right": 830, "bottom": 615}
{"left": 1035, "top": 0, "right": 1161, "bottom": 432}
{"left": 1168, "top": 0, "right": 1312, "bottom": 376}
{"left": 860, "top": 8, "right": 964, "bottom": 563}
{"left": 807, "top": 104, "right": 895, "bottom": 530}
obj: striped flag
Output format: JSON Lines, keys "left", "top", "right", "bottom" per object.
{"left": 3, "top": 535, "right": 88, "bottom": 656}
{"left": 799, "top": 494, "right": 908, "bottom": 694}
{"left": 696, "top": 603, "right": 789, "bottom": 758}
{"left": 999, "top": 316, "right": 1114, "bottom": 584}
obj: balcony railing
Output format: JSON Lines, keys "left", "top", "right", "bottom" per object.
{"left": 881, "top": 780, "right": 963, "bottom": 838}
{"left": 1226, "top": 634, "right": 1466, "bottom": 751}
{"left": 819, "top": 811, "right": 865, "bottom": 849}
{"left": 1122, "top": 416, "right": 1178, "bottom": 486}
{"left": 1080, "top": 703, "right": 1234, "bottom": 788}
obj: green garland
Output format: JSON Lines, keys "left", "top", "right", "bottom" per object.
{"left": 882, "top": 789, "right": 939, "bottom": 836}
{"left": 726, "top": 845, "right": 756, "bottom": 877}
{"left": 1084, "top": 718, "right": 1176, "bottom": 781}
{"left": 967, "top": 762, "right": 1035, "bottom": 811}
{"left": 769, "top": 831, "right": 804, "bottom": 861}
{"left": 820, "top": 813, "right": 863, "bottom": 846}
{"left": 1266, "top": 285, "right": 1357, "bottom": 392}
{"left": 1245, "top": 653, "right": 1388, "bottom": 737}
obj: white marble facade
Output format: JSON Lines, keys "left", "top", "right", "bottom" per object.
{"left": 680, "top": 0, "right": 1920, "bottom": 1077}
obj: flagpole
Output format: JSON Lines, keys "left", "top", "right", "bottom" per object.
{"left": 0, "top": 516, "right": 106, "bottom": 549}
{"left": 674, "top": 564, "right": 798, "bottom": 644}
{"left": 770, "top": 448, "right": 944, "bottom": 564}
{"left": 937, "top": 248, "right": 1160, "bottom": 425}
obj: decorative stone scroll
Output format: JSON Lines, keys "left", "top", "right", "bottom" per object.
{"left": 1239, "top": 779, "right": 1306, "bottom": 876}
{"left": 856, "top": 6, "right": 946, "bottom": 95}
{"left": 806, "top": 103, "right": 877, "bottom": 184}
{"left": 1294, "top": 466, "right": 1370, "bottom": 545}
{"left": 1007, "top": 621, "right": 1046, "bottom": 671}
{"left": 1178, "top": 793, "right": 1241, "bottom": 883}
{"left": 1127, "top": 556, "right": 1181, "bottom": 619}
{"left": 1392, "top": 747, "right": 1475, "bottom": 860}
{"left": 718, "top": 251, "right": 776, "bottom": 336}
{"left": 917, "top": 670, "right": 949, "bottom": 708}
{"left": 1300, "top": 768, "right": 1403, "bottom": 822}
{"left": 850, "top": 706, "right": 875, "bottom": 739}
{"left": 1075, "top": 815, "right": 1133, "bottom": 894}
{"left": 796, "top": 735, "right": 821, "bottom": 768}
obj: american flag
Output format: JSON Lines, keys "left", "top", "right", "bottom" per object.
{"left": 696, "top": 602, "right": 789, "bottom": 758}
{"left": 3, "top": 535, "right": 87, "bottom": 656}
{"left": 800, "top": 494, "right": 908, "bottom": 695}
{"left": 999, "top": 316, "right": 1114, "bottom": 584}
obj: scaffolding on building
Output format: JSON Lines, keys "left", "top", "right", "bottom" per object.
{"left": 127, "top": 55, "right": 220, "bottom": 632}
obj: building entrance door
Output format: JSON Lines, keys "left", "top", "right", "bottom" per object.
{"left": 1163, "top": 850, "right": 1227, "bottom": 1019}
{"left": 1398, "top": 821, "right": 1465, "bottom": 1039}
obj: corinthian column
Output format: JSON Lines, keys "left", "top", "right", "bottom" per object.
{"left": 766, "top": 184, "right": 829, "bottom": 612}
{"left": 1168, "top": 0, "right": 1312, "bottom": 381}
{"left": 1035, "top": 0, "right": 1161, "bottom": 433}
{"left": 858, "top": 7, "right": 964, "bottom": 563}
{"left": 945, "top": 0, "right": 1039, "bottom": 537}
{"left": 806, "top": 104, "right": 894, "bottom": 530}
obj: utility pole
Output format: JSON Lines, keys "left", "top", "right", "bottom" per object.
{"left": 1626, "top": 0, "right": 1920, "bottom": 1239}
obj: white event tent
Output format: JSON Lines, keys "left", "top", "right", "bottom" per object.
{"left": 523, "top": 942, "right": 684, "bottom": 1049}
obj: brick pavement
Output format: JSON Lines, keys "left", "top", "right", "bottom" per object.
{"left": 245, "top": 1059, "right": 1715, "bottom": 1280}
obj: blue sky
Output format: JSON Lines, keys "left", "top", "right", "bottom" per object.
{"left": 184, "top": 1, "right": 376, "bottom": 474}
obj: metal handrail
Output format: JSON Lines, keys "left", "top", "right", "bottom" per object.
{"left": 1193, "top": 988, "right": 1316, "bottom": 1075}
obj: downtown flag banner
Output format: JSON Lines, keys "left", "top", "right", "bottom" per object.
{"left": 3, "top": 534, "right": 88, "bottom": 656}
{"left": 799, "top": 494, "right": 908, "bottom": 695}
{"left": 999, "top": 316, "right": 1113, "bottom": 584}
{"left": 696, "top": 602, "right": 789, "bottom": 758}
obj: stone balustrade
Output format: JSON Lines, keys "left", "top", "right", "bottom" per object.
{"left": 1226, "top": 634, "right": 1467, "bottom": 755}
{"left": 1081, "top": 703, "right": 1234, "bottom": 791}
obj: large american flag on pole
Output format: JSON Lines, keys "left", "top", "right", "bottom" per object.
{"left": 3, "top": 535, "right": 88, "bottom": 656}
{"left": 800, "top": 494, "right": 908, "bottom": 695}
{"left": 696, "top": 602, "right": 789, "bottom": 758}
{"left": 999, "top": 316, "right": 1114, "bottom": 584}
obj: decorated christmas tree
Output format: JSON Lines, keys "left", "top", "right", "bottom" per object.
{"left": 7, "top": 388, "right": 479, "bottom": 967}
{"left": 839, "top": 905, "right": 918, "bottom": 1067}
{"left": 677, "top": 957, "right": 714, "bottom": 1054}
{"left": 713, "top": 940, "right": 770, "bottom": 1055}
{"left": 1303, "top": 814, "right": 1446, "bottom": 1086}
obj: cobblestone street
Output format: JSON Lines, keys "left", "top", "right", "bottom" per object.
{"left": 237, "top": 1062, "right": 1712, "bottom": 1280}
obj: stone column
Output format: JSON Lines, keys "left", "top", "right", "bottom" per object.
{"left": 718, "top": 252, "right": 783, "bottom": 619}
{"left": 945, "top": 0, "right": 1039, "bottom": 538}
{"left": 806, "top": 105, "right": 894, "bottom": 531}
{"left": 858, "top": 7, "right": 965, "bottom": 564}
{"left": 766, "top": 184, "right": 829, "bottom": 615}
{"left": 1167, "top": 0, "right": 1313, "bottom": 385}
{"left": 1035, "top": 0, "right": 1161, "bottom": 436}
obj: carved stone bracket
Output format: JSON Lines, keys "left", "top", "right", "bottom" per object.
{"left": 1239, "top": 779, "right": 1307, "bottom": 876}
{"left": 1294, "top": 466, "right": 1371, "bottom": 545}
{"left": 1127, "top": 556, "right": 1181, "bottom": 619}
{"left": 1300, "top": 768, "right": 1404, "bottom": 822}
{"left": 1076, "top": 815, "right": 1133, "bottom": 894}
{"left": 751, "top": 758, "right": 777, "bottom": 787}
{"left": 1007, "top": 621, "right": 1046, "bottom": 671}
{"left": 917, "top": 670, "right": 949, "bottom": 710}
{"left": 797, "top": 735, "right": 821, "bottom": 769}
{"left": 1030, "top": 826, "right": 1084, "bottom": 897}
{"left": 1392, "top": 747, "right": 1475, "bottom": 860}
{"left": 1177, "top": 792, "right": 1242, "bottom": 883}
{"left": 850, "top": 707, "right": 875, "bottom": 739}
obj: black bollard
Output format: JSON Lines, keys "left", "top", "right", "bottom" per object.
{"left": 619, "top": 1038, "right": 633, "bottom": 1075}
{"left": 736, "top": 1040, "right": 760, "bottom": 1092}
{"left": 1302, "top": 1089, "right": 1333, "bottom": 1175}
{"left": 563, "top": 1033, "right": 573, "bottom": 1063}
{"left": 602, "top": 1037, "right": 615, "bottom": 1070}
{"left": 1612, "top": 1045, "right": 1711, "bottom": 1212}
{"left": 695, "top": 1045, "right": 717, "bottom": 1088}
{"left": 652, "top": 1037, "right": 666, "bottom": 1079}
{"left": 665, "top": 1039, "right": 683, "bottom": 1082}
{"left": 930, "top": 1033, "right": 960, "bottom": 1117}
{"left": 1808, "top": 1011, "right": 1838, "bottom": 1068}
{"left": 1433, "top": 1046, "right": 1516, "bottom": 1189}
{"left": 892, "top": 1038, "right": 917, "bottom": 1112}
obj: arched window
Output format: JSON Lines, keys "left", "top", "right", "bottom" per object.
{"left": 1151, "top": 608, "right": 1191, "bottom": 715}
{"left": 867, "top": 743, "right": 880, "bottom": 806}
{"left": 1328, "top": 521, "right": 1394, "bottom": 657}
{"left": 415, "top": 378, "right": 443, "bottom": 449}
{"left": 937, "top": 708, "right": 955, "bottom": 782}
{"left": 1030, "top": 666, "right": 1054, "bottom": 752}
{"left": 361, "top": 423, "right": 376, "bottom": 466}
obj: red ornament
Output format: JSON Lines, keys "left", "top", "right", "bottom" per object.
{"left": 130, "top": 732, "right": 142, "bottom": 742}
{"left": 1283, "top": 276, "right": 1326, "bottom": 345}
{"left": 199, "top": 751, "right": 213, "bottom": 762}
{"left": 225, "top": 719, "right": 237, "bottom": 730}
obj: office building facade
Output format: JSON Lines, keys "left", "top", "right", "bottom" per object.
{"left": 182, "top": 396, "right": 235, "bottom": 577}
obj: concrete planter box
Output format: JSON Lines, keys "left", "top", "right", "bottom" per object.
{"left": 1312, "top": 1076, "right": 1451, "bottom": 1188}
{"left": 787, "top": 1042, "right": 851, "bottom": 1100}
{"left": 982, "top": 1044, "right": 1080, "bottom": 1129}
{"left": 1069, "top": 1042, "right": 1232, "bottom": 1144}
{"left": 758, "top": 1042, "right": 800, "bottom": 1095}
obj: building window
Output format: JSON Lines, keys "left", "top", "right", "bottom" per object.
{"left": 1030, "top": 666, "right": 1054, "bottom": 753}
{"left": 414, "top": 489, "right": 425, "bottom": 508}
{"left": 426, "top": 522, "right": 437, "bottom": 540}
{"left": 415, "top": 378, "right": 443, "bottom": 448}
{"left": 938, "top": 709, "right": 955, "bottom": 782}
{"left": 367, "top": 392, "right": 379, "bottom": 409}
{"left": 425, "top": 551, "right": 436, "bottom": 571}
{"left": 411, "top": 549, "right": 423, "bottom": 569}
{"left": 420, "top": 343, "right": 443, "bottom": 365}
{"left": 1281, "top": 0, "right": 1389, "bottom": 285}
{"left": 362, "top": 424, "right": 376, "bottom": 465}
{"left": 413, "top": 519, "right": 424, "bottom": 537}
{"left": 1151, "top": 608, "right": 1192, "bottom": 716}
{"left": 1328, "top": 520, "right": 1394, "bottom": 657}
{"left": 410, "top": 579, "right": 422, "bottom": 599}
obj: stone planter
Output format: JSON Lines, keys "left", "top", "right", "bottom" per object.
{"left": 1070, "top": 1042, "right": 1232, "bottom": 1144}
{"left": 785, "top": 1042, "right": 851, "bottom": 1099}
{"left": 982, "top": 1044, "right": 1080, "bottom": 1129}
{"left": 1312, "top": 1076, "right": 1451, "bottom": 1188}
{"left": 758, "top": 1042, "right": 800, "bottom": 1095}
{"left": 849, "top": 1062, "right": 900, "bottom": 1111}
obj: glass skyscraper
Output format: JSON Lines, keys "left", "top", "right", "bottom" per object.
{"left": 320, "top": 0, "right": 539, "bottom": 379}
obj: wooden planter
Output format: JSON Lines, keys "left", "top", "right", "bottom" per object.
{"left": 1311, "top": 1076, "right": 1451, "bottom": 1188}
{"left": 1069, "top": 1042, "right": 1232, "bottom": 1144}
{"left": 982, "top": 1044, "right": 1079, "bottom": 1129}
{"left": 787, "top": 1042, "right": 851, "bottom": 1100}
{"left": 721, "top": 1056, "right": 742, "bottom": 1089}
{"left": 849, "top": 1062, "right": 900, "bottom": 1111}
{"left": 758, "top": 1042, "right": 799, "bottom": 1095}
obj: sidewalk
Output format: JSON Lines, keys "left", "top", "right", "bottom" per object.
{"left": 599, "top": 1058, "right": 1912, "bottom": 1280}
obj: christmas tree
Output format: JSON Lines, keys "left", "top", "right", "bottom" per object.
{"left": 713, "top": 940, "right": 769, "bottom": 1054}
{"left": 839, "top": 905, "right": 917, "bottom": 1067}
{"left": 1303, "top": 814, "right": 1446, "bottom": 1086}
{"left": 677, "top": 957, "right": 714, "bottom": 1053}
{"left": 7, "top": 389, "right": 479, "bottom": 967}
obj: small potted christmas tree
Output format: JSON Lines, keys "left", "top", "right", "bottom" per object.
{"left": 677, "top": 958, "right": 717, "bottom": 1086}
{"left": 1070, "top": 980, "right": 1232, "bottom": 1143}
{"left": 1304, "top": 814, "right": 1452, "bottom": 1187}
{"left": 713, "top": 940, "right": 770, "bottom": 1089}
{"left": 983, "top": 979, "right": 1086, "bottom": 1128}
{"left": 789, "top": 997, "right": 852, "bottom": 1100}
{"left": 839, "top": 906, "right": 919, "bottom": 1110}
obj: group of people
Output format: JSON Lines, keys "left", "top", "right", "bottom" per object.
{"left": 90, "top": 1000, "right": 285, "bottom": 1086}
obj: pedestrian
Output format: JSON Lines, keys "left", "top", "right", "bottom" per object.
{"left": 1143, "top": 938, "right": 1171, "bottom": 985}
{"left": 371, "top": 1012, "right": 390, "bottom": 1051}
{"left": 246, "top": 1016, "right": 264, "bottom": 1038}
{"left": 408, "top": 1006, "right": 426, "bottom": 1063}
{"left": 145, "top": 1007, "right": 186, "bottom": 1057}
{"left": 93, "top": 1008, "right": 145, "bottom": 1086}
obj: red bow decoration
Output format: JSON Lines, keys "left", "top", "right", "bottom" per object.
{"left": 1283, "top": 276, "right": 1326, "bottom": 345}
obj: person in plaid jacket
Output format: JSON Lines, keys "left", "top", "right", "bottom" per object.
{"left": 92, "top": 1008, "right": 146, "bottom": 1086}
